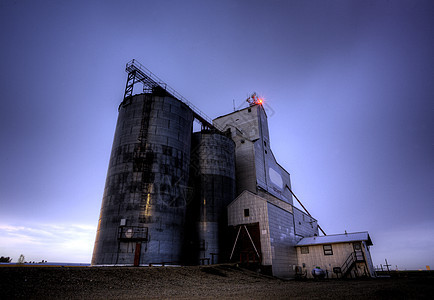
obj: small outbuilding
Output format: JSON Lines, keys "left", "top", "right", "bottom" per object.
{"left": 295, "top": 232, "right": 375, "bottom": 278}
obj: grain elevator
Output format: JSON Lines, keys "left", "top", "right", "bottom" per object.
{"left": 92, "top": 59, "right": 375, "bottom": 279}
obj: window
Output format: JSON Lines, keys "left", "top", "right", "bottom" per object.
{"left": 353, "top": 242, "right": 362, "bottom": 251}
{"left": 301, "top": 246, "right": 309, "bottom": 254}
{"left": 323, "top": 244, "right": 333, "bottom": 255}
{"left": 199, "top": 239, "right": 206, "bottom": 250}
{"left": 244, "top": 209, "right": 250, "bottom": 217}
{"left": 248, "top": 108, "right": 251, "bottom": 113}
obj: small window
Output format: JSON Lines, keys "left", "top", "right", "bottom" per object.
{"left": 301, "top": 246, "right": 309, "bottom": 254}
{"left": 199, "top": 239, "right": 206, "bottom": 250}
{"left": 264, "top": 141, "right": 267, "bottom": 147}
{"left": 353, "top": 242, "right": 362, "bottom": 251}
{"left": 248, "top": 108, "right": 251, "bottom": 113}
{"left": 323, "top": 244, "right": 333, "bottom": 255}
{"left": 244, "top": 209, "right": 250, "bottom": 217}
{"left": 264, "top": 150, "right": 267, "bottom": 154}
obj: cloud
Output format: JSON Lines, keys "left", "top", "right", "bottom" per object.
{"left": 0, "top": 223, "right": 96, "bottom": 263}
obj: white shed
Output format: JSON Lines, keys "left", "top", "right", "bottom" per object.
{"left": 295, "top": 232, "right": 376, "bottom": 278}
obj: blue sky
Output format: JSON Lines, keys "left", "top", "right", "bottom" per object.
{"left": 0, "top": 0, "right": 433, "bottom": 269}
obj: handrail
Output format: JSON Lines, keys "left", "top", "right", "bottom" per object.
{"left": 341, "top": 252, "right": 356, "bottom": 275}
{"left": 341, "top": 250, "right": 366, "bottom": 278}
{"left": 125, "top": 59, "right": 222, "bottom": 131}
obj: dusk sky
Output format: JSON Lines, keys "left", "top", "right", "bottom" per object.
{"left": 0, "top": 0, "right": 433, "bottom": 269}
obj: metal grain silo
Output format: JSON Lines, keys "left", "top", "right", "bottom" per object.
{"left": 92, "top": 91, "right": 194, "bottom": 265}
{"left": 184, "top": 131, "right": 236, "bottom": 264}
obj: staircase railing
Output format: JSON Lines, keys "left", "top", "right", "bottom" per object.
{"left": 341, "top": 250, "right": 365, "bottom": 278}
{"left": 124, "top": 59, "right": 222, "bottom": 131}
{"left": 341, "top": 252, "right": 356, "bottom": 277}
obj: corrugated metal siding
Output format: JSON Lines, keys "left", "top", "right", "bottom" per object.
{"left": 267, "top": 202, "right": 297, "bottom": 278}
{"left": 294, "top": 208, "right": 319, "bottom": 241}
{"left": 227, "top": 191, "right": 272, "bottom": 265}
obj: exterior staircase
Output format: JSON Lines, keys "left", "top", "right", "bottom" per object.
{"left": 341, "top": 250, "right": 365, "bottom": 278}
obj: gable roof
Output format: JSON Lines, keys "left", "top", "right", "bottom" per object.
{"left": 296, "top": 232, "right": 373, "bottom": 246}
{"left": 227, "top": 190, "right": 265, "bottom": 209}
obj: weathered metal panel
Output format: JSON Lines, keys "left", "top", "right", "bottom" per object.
{"left": 267, "top": 202, "right": 297, "bottom": 278}
{"left": 213, "top": 105, "right": 293, "bottom": 204}
{"left": 92, "top": 93, "right": 194, "bottom": 266}
{"left": 227, "top": 191, "right": 273, "bottom": 266}
{"left": 294, "top": 208, "right": 319, "bottom": 240}
{"left": 184, "top": 132, "right": 236, "bottom": 264}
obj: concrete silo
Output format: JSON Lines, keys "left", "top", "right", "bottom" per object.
{"left": 184, "top": 131, "right": 236, "bottom": 264}
{"left": 92, "top": 90, "right": 194, "bottom": 265}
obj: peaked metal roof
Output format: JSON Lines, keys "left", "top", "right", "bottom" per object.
{"left": 296, "top": 232, "right": 373, "bottom": 246}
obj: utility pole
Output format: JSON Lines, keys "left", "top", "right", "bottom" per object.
{"left": 384, "top": 259, "right": 391, "bottom": 274}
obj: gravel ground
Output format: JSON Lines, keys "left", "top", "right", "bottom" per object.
{"left": 1, "top": 265, "right": 433, "bottom": 299}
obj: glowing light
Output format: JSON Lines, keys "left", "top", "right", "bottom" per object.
{"left": 246, "top": 92, "right": 265, "bottom": 106}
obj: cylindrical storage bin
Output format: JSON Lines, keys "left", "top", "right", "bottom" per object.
{"left": 184, "top": 131, "right": 236, "bottom": 264}
{"left": 92, "top": 93, "right": 194, "bottom": 265}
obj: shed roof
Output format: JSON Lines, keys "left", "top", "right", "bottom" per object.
{"left": 296, "top": 232, "right": 372, "bottom": 246}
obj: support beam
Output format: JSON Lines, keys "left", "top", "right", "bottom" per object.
{"left": 243, "top": 225, "right": 261, "bottom": 261}
{"left": 286, "top": 185, "right": 326, "bottom": 236}
{"left": 229, "top": 226, "right": 242, "bottom": 260}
